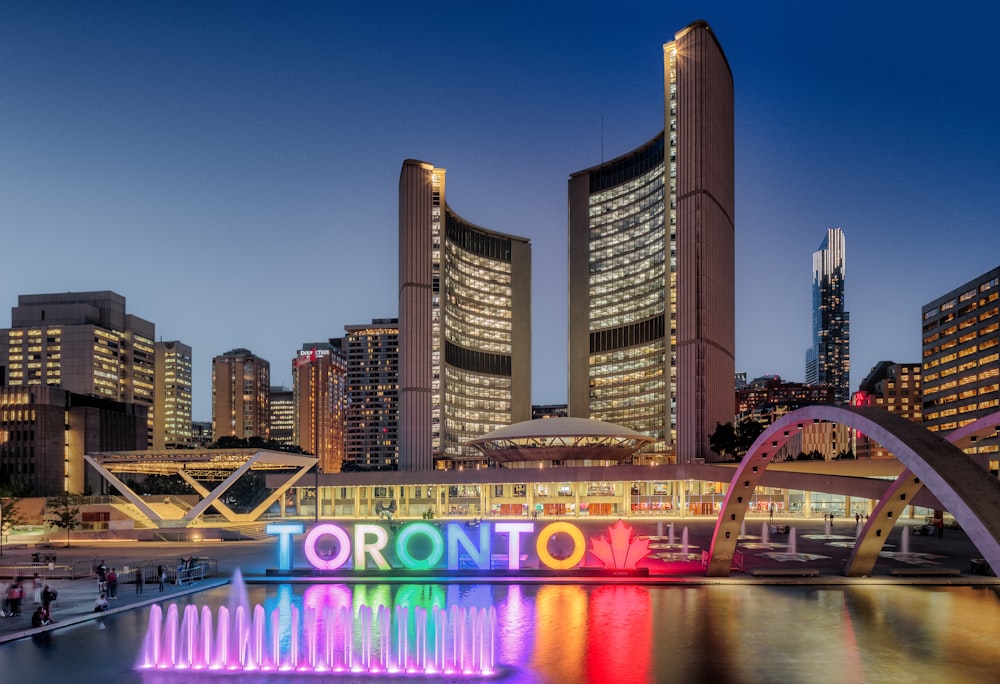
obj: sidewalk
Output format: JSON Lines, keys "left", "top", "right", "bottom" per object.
{"left": 0, "top": 569, "right": 229, "bottom": 644}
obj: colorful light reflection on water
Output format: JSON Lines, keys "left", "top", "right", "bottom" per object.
{"left": 4, "top": 582, "right": 1000, "bottom": 683}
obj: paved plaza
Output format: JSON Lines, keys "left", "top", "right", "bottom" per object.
{"left": 1, "top": 516, "right": 997, "bottom": 645}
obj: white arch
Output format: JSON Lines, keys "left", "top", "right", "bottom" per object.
{"left": 843, "top": 410, "right": 1000, "bottom": 575}
{"left": 705, "top": 406, "right": 1000, "bottom": 577}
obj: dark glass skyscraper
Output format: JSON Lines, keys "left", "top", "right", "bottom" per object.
{"left": 805, "top": 227, "right": 850, "bottom": 403}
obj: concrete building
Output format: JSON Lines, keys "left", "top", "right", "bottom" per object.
{"left": 853, "top": 361, "right": 922, "bottom": 459}
{"left": 922, "top": 266, "right": 1000, "bottom": 463}
{"left": 212, "top": 348, "right": 270, "bottom": 441}
{"left": 293, "top": 343, "right": 346, "bottom": 472}
{"left": 153, "top": 340, "right": 193, "bottom": 449}
{"left": 399, "top": 160, "right": 532, "bottom": 470}
{"left": 532, "top": 404, "right": 568, "bottom": 420}
{"left": 806, "top": 228, "right": 850, "bottom": 404}
{"left": 191, "top": 420, "right": 213, "bottom": 446}
{"left": 343, "top": 318, "right": 399, "bottom": 471}
{"left": 0, "top": 385, "right": 147, "bottom": 495}
{"left": 737, "top": 375, "right": 836, "bottom": 426}
{"left": 269, "top": 386, "right": 295, "bottom": 447}
{"left": 1, "top": 291, "right": 156, "bottom": 442}
{"left": 568, "top": 21, "right": 735, "bottom": 463}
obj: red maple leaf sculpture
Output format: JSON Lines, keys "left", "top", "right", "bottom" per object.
{"left": 589, "top": 520, "right": 651, "bottom": 569}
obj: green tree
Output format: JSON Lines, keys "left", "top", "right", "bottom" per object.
{"left": 0, "top": 496, "right": 26, "bottom": 557}
{"left": 47, "top": 491, "right": 83, "bottom": 547}
{"left": 710, "top": 420, "right": 768, "bottom": 462}
{"left": 222, "top": 471, "right": 269, "bottom": 513}
{"left": 709, "top": 422, "right": 739, "bottom": 460}
{"left": 139, "top": 474, "right": 193, "bottom": 495}
{"left": 736, "top": 419, "right": 766, "bottom": 455}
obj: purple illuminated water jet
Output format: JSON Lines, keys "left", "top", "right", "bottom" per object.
{"left": 136, "top": 574, "right": 496, "bottom": 676}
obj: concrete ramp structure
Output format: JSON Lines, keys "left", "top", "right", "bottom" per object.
{"left": 84, "top": 449, "right": 317, "bottom": 527}
{"left": 705, "top": 406, "right": 1000, "bottom": 577}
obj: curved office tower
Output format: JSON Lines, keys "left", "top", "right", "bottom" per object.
{"left": 399, "top": 160, "right": 531, "bottom": 470}
{"left": 568, "top": 21, "right": 734, "bottom": 462}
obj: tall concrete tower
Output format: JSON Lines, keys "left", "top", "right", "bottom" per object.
{"left": 568, "top": 21, "right": 735, "bottom": 463}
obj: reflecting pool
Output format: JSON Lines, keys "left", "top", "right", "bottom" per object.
{"left": 2, "top": 581, "right": 1000, "bottom": 683}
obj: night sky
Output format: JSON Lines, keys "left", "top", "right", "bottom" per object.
{"left": 2, "top": 1, "right": 998, "bottom": 420}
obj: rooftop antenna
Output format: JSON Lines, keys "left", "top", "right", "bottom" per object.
{"left": 601, "top": 114, "right": 605, "bottom": 164}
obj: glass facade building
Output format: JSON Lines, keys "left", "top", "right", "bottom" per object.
{"left": 343, "top": 318, "right": 399, "bottom": 471}
{"left": 399, "top": 160, "right": 532, "bottom": 470}
{"left": 153, "top": 340, "right": 193, "bottom": 449}
{"left": 568, "top": 21, "right": 734, "bottom": 462}
{"left": 922, "top": 266, "right": 1000, "bottom": 461}
{"left": 805, "top": 227, "right": 850, "bottom": 404}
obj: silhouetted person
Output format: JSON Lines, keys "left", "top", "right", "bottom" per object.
{"left": 31, "top": 606, "right": 51, "bottom": 627}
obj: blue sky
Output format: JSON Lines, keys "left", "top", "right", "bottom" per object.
{"left": 2, "top": 1, "right": 999, "bottom": 421}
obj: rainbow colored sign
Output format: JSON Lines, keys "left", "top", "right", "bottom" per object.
{"left": 266, "top": 520, "right": 649, "bottom": 573}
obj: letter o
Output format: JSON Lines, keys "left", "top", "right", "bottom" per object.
{"left": 304, "top": 523, "right": 351, "bottom": 570}
{"left": 395, "top": 522, "right": 444, "bottom": 570}
{"left": 536, "top": 522, "right": 586, "bottom": 570}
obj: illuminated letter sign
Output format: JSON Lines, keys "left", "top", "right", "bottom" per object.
{"left": 396, "top": 522, "right": 445, "bottom": 570}
{"left": 536, "top": 521, "right": 586, "bottom": 570}
{"left": 266, "top": 522, "right": 304, "bottom": 571}
{"left": 446, "top": 523, "right": 492, "bottom": 570}
{"left": 303, "top": 523, "right": 351, "bottom": 570}
{"left": 494, "top": 522, "right": 534, "bottom": 570}
{"left": 269, "top": 520, "right": 610, "bottom": 573}
{"left": 354, "top": 524, "right": 391, "bottom": 570}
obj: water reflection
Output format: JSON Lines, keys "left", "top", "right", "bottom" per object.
{"left": 2, "top": 583, "right": 1000, "bottom": 684}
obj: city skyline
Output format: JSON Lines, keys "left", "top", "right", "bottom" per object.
{"left": 2, "top": 3, "right": 999, "bottom": 421}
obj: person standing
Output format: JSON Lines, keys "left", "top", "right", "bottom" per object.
{"left": 107, "top": 568, "right": 118, "bottom": 598}
{"left": 135, "top": 568, "right": 144, "bottom": 595}
{"left": 96, "top": 560, "right": 108, "bottom": 594}
{"left": 32, "top": 573, "right": 42, "bottom": 604}
{"left": 157, "top": 565, "right": 166, "bottom": 592}
{"left": 42, "top": 584, "right": 57, "bottom": 618}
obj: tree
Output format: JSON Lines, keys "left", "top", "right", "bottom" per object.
{"left": 710, "top": 420, "right": 767, "bottom": 462}
{"left": 0, "top": 496, "right": 26, "bottom": 557}
{"left": 47, "top": 491, "right": 83, "bottom": 547}
{"left": 736, "top": 419, "right": 765, "bottom": 456}
{"left": 709, "top": 422, "right": 739, "bottom": 460}
{"left": 222, "top": 471, "right": 269, "bottom": 513}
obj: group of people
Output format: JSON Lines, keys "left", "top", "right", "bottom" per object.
{"left": 94, "top": 560, "right": 120, "bottom": 599}
{"left": 2, "top": 581, "right": 24, "bottom": 617}
{"left": 2, "top": 574, "right": 58, "bottom": 627}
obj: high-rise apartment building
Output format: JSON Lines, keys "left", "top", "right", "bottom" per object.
{"left": 293, "top": 343, "right": 346, "bottom": 472}
{"left": 805, "top": 228, "right": 850, "bottom": 404}
{"left": 922, "top": 266, "right": 1000, "bottom": 460}
{"left": 1, "top": 291, "right": 156, "bottom": 443}
{"left": 211, "top": 348, "right": 270, "bottom": 441}
{"left": 343, "top": 318, "right": 399, "bottom": 471}
{"left": 153, "top": 340, "right": 193, "bottom": 449}
{"left": 399, "top": 160, "right": 532, "bottom": 470}
{"left": 269, "top": 386, "right": 295, "bottom": 447}
{"left": 853, "top": 361, "right": 922, "bottom": 459}
{"left": 568, "top": 21, "right": 734, "bottom": 463}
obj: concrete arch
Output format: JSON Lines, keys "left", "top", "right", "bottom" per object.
{"left": 843, "top": 410, "right": 1000, "bottom": 576}
{"left": 705, "top": 406, "right": 1000, "bottom": 577}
